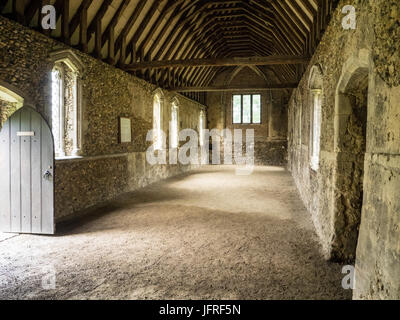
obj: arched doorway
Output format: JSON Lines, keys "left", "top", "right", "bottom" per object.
{"left": 332, "top": 53, "right": 370, "bottom": 262}
{"left": 0, "top": 106, "right": 55, "bottom": 234}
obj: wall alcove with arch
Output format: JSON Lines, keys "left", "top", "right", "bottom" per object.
{"left": 331, "top": 54, "right": 371, "bottom": 263}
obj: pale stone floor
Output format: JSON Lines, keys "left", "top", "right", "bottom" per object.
{"left": 0, "top": 166, "right": 351, "bottom": 300}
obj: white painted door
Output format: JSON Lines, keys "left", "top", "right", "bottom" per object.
{"left": 0, "top": 106, "right": 55, "bottom": 234}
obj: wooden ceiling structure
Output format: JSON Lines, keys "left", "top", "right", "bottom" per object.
{"left": 0, "top": 0, "right": 338, "bottom": 103}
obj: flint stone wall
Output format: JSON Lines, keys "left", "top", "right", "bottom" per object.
{"left": 0, "top": 16, "right": 205, "bottom": 222}
{"left": 287, "top": 0, "right": 400, "bottom": 299}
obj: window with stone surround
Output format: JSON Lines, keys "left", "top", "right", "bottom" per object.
{"left": 50, "top": 50, "right": 84, "bottom": 159}
{"left": 232, "top": 94, "right": 261, "bottom": 124}
{"left": 199, "top": 110, "right": 206, "bottom": 146}
{"left": 170, "top": 102, "right": 179, "bottom": 149}
{"left": 296, "top": 90, "right": 302, "bottom": 146}
{"left": 153, "top": 94, "right": 163, "bottom": 150}
{"left": 309, "top": 65, "right": 323, "bottom": 171}
{"left": 310, "top": 90, "right": 322, "bottom": 170}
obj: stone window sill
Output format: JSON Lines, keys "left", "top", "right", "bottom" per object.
{"left": 55, "top": 155, "right": 83, "bottom": 162}
{"left": 310, "top": 156, "right": 320, "bottom": 172}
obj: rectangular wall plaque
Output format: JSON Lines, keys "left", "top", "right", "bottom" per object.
{"left": 119, "top": 117, "right": 132, "bottom": 143}
{"left": 17, "top": 132, "right": 35, "bottom": 137}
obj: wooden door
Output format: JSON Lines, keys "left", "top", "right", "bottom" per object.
{"left": 0, "top": 106, "right": 54, "bottom": 234}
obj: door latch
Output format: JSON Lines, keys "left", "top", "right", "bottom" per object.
{"left": 43, "top": 170, "right": 52, "bottom": 180}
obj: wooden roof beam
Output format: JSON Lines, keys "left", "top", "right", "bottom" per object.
{"left": 124, "top": 55, "right": 310, "bottom": 71}
{"left": 69, "top": 0, "right": 93, "bottom": 39}
{"left": 168, "top": 84, "right": 298, "bottom": 93}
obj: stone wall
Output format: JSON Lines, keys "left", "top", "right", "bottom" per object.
{"left": 207, "top": 66, "right": 289, "bottom": 166}
{"left": 0, "top": 16, "right": 205, "bottom": 222}
{"left": 54, "top": 152, "right": 193, "bottom": 221}
{"left": 287, "top": 0, "right": 400, "bottom": 299}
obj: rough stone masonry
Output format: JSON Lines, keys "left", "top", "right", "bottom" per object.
{"left": 288, "top": 0, "right": 400, "bottom": 300}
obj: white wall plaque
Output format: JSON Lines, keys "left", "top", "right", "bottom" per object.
{"left": 17, "top": 131, "right": 35, "bottom": 136}
{"left": 119, "top": 117, "right": 132, "bottom": 143}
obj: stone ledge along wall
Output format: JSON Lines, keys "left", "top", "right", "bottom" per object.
{"left": 0, "top": 16, "right": 205, "bottom": 222}
{"left": 207, "top": 66, "right": 289, "bottom": 166}
{"left": 287, "top": 0, "right": 400, "bottom": 299}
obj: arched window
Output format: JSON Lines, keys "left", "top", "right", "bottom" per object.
{"left": 309, "top": 65, "right": 323, "bottom": 171}
{"left": 199, "top": 110, "right": 206, "bottom": 147}
{"left": 50, "top": 50, "right": 83, "bottom": 159}
{"left": 296, "top": 90, "right": 302, "bottom": 146}
{"left": 170, "top": 100, "right": 179, "bottom": 149}
{"left": 51, "top": 66, "right": 64, "bottom": 157}
{"left": 153, "top": 90, "right": 164, "bottom": 150}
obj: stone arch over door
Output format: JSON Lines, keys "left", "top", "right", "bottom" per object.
{"left": 0, "top": 80, "right": 35, "bottom": 130}
{"left": 0, "top": 80, "right": 34, "bottom": 107}
{"left": 331, "top": 50, "right": 372, "bottom": 262}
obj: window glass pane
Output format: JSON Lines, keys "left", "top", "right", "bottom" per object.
{"left": 313, "top": 95, "right": 321, "bottom": 157}
{"left": 199, "top": 112, "right": 205, "bottom": 146}
{"left": 243, "top": 95, "right": 251, "bottom": 124}
{"left": 153, "top": 97, "right": 162, "bottom": 150}
{"left": 252, "top": 95, "right": 261, "bottom": 124}
{"left": 233, "top": 95, "right": 241, "bottom": 124}
{"left": 171, "top": 106, "right": 178, "bottom": 148}
{"left": 52, "top": 68, "right": 62, "bottom": 155}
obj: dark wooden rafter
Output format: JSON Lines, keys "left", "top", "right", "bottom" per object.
{"left": 129, "top": 0, "right": 177, "bottom": 62}
{"left": 68, "top": 0, "right": 93, "bottom": 52}
{"left": 12, "top": 0, "right": 25, "bottom": 24}
{"left": 0, "top": 0, "right": 8, "bottom": 13}
{"left": 102, "top": 0, "right": 130, "bottom": 64}
{"left": 122, "top": 0, "right": 162, "bottom": 65}
{"left": 114, "top": 0, "right": 146, "bottom": 65}
{"left": 164, "top": 15, "right": 264, "bottom": 86}
{"left": 24, "top": 0, "right": 41, "bottom": 26}
{"left": 87, "top": 0, "right": 112, "bottom": 58}
{"left": 61, "top": 0, "right": 70, "bottom": 44}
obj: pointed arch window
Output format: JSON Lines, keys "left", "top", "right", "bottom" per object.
{"left": 51, "top": 66, "right": 64, "bottom": 157}
{"left": 170, "top": 102, "right": 179, "bottom": 149}
{"left": 199, "top": 110, "right": 206, "bottom": 147}
{"left": 310, "top": 90, "right": 322, "bottom": 170}
{"left": 309, "top": 65, "right": 324, "bottom": 171}
{"left": 153, "top": 93, "right": 163, "bottom": 150}
{"left": 50, "top": 50, "right": 84, "bottom": 159}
